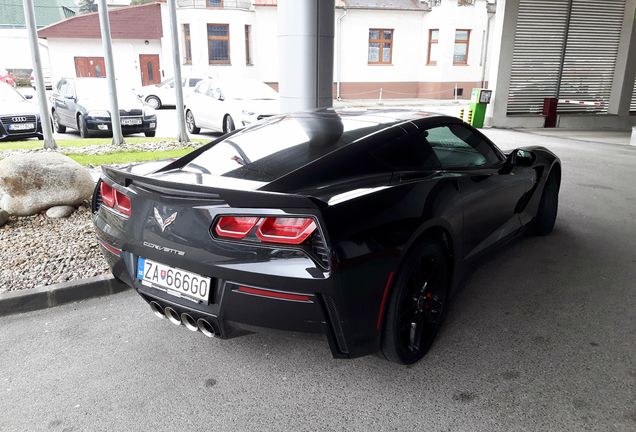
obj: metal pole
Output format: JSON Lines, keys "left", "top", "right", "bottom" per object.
{"left": 167, "top": 0, "right": 188, "bottom": 143}
{"left": 22, "top": 0, "right": 56, "bottom": 149}
{"left": 97, "top": 0, "right": 124, "bottom": 145}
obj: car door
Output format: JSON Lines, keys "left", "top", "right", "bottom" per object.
{"left": 421, "top": 122, "right": 535, "bottom": 259}
{"left": 51, "top": 79, "right": 69, "bottom": 126}
{"left": 62, "top": 79, "right": 79, "bottom": 128}
{"left": 188, "top": 80, "right": 211, "bottom": 128}
{"left": 206, "top": 83, "right": 226, "bottom": 131}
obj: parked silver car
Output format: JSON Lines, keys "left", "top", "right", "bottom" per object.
{"left": 137, "top": 77, "right": 204, "bottom": 109}
{"left": 184, "top": 78, "right": 279, "bottom": 134}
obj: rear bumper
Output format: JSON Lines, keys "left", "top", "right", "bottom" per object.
{"left": 99, "top": 241, "right": 355, "bottom": 358}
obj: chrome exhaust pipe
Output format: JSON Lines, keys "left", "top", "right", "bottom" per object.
{"left": 164, "top": 307, "right": 181, "bottom": 326}
{"left": 181, "top": 313, "right": 198, "bottom": 332}
{"left": 149, "top": 301, "right": 165, "bottom": 319}
{"left": 197, "top": 318, "right": 217, "bottom": 338}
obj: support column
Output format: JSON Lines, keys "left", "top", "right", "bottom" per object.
{"left": 484, "top": 0, "right": 520, "bottom": 128}
{"left": 277, "top": 0, "right": 335, "bottom": 113}
{"left": 97, "top": 0, "right": 124, "bottom": 145}
{"left": 167, "top": 0, "right": 188, "bottom": 143}
{"left": 608, "top": 0, "right": 636, "bottom": 117}
{"left": 22, "top": 0, "right": 56, "bottom": 149}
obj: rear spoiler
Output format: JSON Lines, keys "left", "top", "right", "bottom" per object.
{"left": 102, "top": 166, "right": 327, "bottom": 210}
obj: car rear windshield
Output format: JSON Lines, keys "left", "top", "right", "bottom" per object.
{"left": 183, "top": 115, "right": 383, "bottom": 182}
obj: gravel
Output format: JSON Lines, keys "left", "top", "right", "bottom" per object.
{"left": 0, "top": 206, "right": 109, "bottom": 293}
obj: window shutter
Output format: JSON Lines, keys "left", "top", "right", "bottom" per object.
{"left": 558, "top": 0, "right": 626, "bottom": 113}
{"left": 507, "top": 0, "right": 570, "bottom": 115}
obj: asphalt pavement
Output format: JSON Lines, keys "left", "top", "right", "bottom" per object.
{"left": 0, "top": 129, "right": 634, "bottom": 431}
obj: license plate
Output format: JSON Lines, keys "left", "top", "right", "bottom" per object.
{"left": 121, "top": 118, "right": 142, "bottom": 126}
{"left": 137, "top": 257, "right": 211, "bottom": 303}
{"left": 8, "top": 123, "right": 34, "bottom": 130}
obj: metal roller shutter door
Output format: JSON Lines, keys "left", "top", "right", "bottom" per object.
{"left": 631, "top": 76, "right": 636, "bottom": 113}
{"left": 558, "top": 0, "right": 626, "bottom": 114}
{"left": 507, "top": 0, "right": 569, "bottom": 115}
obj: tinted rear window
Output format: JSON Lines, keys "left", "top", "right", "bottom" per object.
{"left": 183, "top": 116, "right": 384, "bottom": 182}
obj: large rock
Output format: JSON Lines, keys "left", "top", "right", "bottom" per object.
{"left": 0, "top": 209, "right": 8, "bottom": 227}
{"left": 0, "top": 153, "right": 95, "bottom": 216}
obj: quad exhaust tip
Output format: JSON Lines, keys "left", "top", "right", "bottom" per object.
{"left": 181, "top": 313, "right": 198, "bottom": 332}
{"left": 149, "top": 301, "right": 165, "bottom": 319}
{"left": 197, "top": 318, "right": 217, "bottom": 338}
{"left": 164, "top": 307, "right": 182, "bottom": 326}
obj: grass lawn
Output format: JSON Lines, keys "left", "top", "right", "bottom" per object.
{"left": 67, "top": 148, "right": 197, "bottom": 166}
{"left": 0, "top": 137, "right": 209, "bottom": 151}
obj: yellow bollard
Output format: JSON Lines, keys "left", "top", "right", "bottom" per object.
{"left": 459, "top": 107, "right": 465, "bottom": 121}
{"left": 467, "top": 107, "right": 473, "bottom": 125}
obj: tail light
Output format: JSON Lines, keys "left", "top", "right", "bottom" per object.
{"left": 214, "top": 216, "right": 317, "bottom": 245}
{"left": 99, "top": 180, "right": 131, "bottom": 216}
{"left": 100, "top": 181, "right": 115, "bottom": 207}
{"left": 256, "top": 217, "right": 316, "bottom": 245}
{"left": 215, "top": 216, "right": 259, "bottom": 239}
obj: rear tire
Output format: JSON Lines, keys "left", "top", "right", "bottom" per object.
{"left": 52, "top": 110, "right": 66, "bottom": 133}
{"left": 532, "top": 170, "right": 560, "bottom": 236}
{"left": 186, "top": 110, "right": 200, "bottom": 134}
{"left": 223, "top": 115, "right": 235, "bottom": 134}
{"left": 145, "top": 96, "right": 161, "bottom": 109}
{"left": 381, "top": 239, "right": 450, "bottom": 365}
{"left": 77, "top": 114, "right": 91, "bottom": 138}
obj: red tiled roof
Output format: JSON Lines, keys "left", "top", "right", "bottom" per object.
{"left": 38, "top": 3, "right": 163, "bottom": 40}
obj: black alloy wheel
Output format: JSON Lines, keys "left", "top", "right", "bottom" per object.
{"left": 382, "top": 240, "right": 450, "bottom": 365}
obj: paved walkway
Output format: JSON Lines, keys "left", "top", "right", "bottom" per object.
{"left": 1, "top": 129, "right": 635, "bottom": 432}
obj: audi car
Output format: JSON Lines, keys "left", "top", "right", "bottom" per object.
{"left": 50, "top": 77, "right": 157, "bottom": 138}
{"left": 0, "top": 82, "right": 43, "bottom": 141}
{"left": 92, "top": 109, "right": 561, "bottom": 364}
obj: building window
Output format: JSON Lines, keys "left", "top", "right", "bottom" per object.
{"left": 245, "top": 25, "right": 253, "bottom": 65}
{"left": 183, "top": 24, "right": 192, "bottom": 65}
{"left": 453, "top": 29, "right": 470, "bottom": 65}
{"left": 368, "top": 29, "right": 393, "bottom": 65}
{"left": 207, "top": 0, "right": 222, "bottom": 7}
{"left": 208, "top": 24, "right": 230, "bottom": 64}
{"left": 427, "top": 29, "right": 439, "bottom": 65}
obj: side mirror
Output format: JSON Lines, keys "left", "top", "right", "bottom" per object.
{"left": 65, "top": 95, "right": 76, "bottom": 101}
{"left": 24, "top": 94, "right": 33, "bottom": 100}
{"left": 501, "top": 149, "right": 535, "bottom": 174}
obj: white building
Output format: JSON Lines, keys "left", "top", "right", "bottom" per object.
{"left": 39, "top": 0, "right": 496, "bottom": 99}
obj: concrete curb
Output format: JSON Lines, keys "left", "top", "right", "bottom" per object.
{"left": 0, "top": 275, "right": 130, "bottom": 317}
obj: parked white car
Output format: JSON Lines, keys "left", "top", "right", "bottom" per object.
{"left": 184, "top": 78, "right": 279, "bottom": 134}
{"left": 137, "top": 77, "right": 204, "bottom": 109}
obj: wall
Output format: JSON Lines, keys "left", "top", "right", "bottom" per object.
{"left": 175, "top": 6, "right": 257, "bottom": 80}
{"left": 46, "top": 38, "right": 163, "bottom": 90}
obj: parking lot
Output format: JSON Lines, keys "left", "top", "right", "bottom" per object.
{"left": 1, "top": 128, "right": 634, "bottom": 432}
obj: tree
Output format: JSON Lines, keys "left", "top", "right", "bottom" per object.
{"left": 130, "top": 0, "right": 154, "bottom": 5}
{"left": 75, "top": 0, "right": 97, "bottom": 14}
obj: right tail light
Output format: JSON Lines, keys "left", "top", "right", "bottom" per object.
{"left": 214, "top": 216, "right": 317, "bottom": 245}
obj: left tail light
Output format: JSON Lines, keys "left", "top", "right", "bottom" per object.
{"left": 99, "top": 180, "right": 131, "bottom": 216}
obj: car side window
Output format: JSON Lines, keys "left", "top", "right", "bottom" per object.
{"left": 189, "top": 78, "right": 202, "bottom": 87}
{"left": 372, "top": 132, "right": 441, "bottom": 171}
{"left": 57, "top": 80, "right": 67, "bottom": 96}
{"left": 425, "top": 124, "right": 500, "bottom": 169}
{"left": 65, "top": 81, "right": 75, "bottom": 98}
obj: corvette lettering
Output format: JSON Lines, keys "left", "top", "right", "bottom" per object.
{"left": 143, "top": 241, "right": 185, "bottom": 256}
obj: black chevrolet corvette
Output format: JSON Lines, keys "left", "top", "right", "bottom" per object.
{"left": 92, "top": 108, "right": 561, "bottom": 364}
